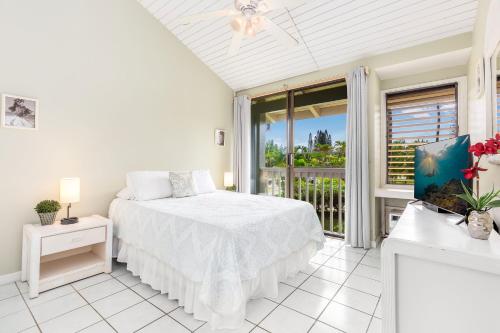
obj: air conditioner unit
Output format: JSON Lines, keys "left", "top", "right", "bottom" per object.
{"left": 385, "top": 206, "right": 405, "bottom": 234}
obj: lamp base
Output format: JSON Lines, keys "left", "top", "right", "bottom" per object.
{"left": 61, "top": 217, "right": 79, "bottom": 225}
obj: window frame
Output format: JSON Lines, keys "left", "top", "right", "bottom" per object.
{"left": 496, "top": 71, "right": 500, "bottom": 134}
{"left": 489, "top": 42, "right": 500, "bottom": 137}
{"left": 380, "top": 77, "right": 468, "bottom": 190}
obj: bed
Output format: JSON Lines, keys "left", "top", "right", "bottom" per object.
{"left": 109, "top": 190, "right": 325, "bottom": 329}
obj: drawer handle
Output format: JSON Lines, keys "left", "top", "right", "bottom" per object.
{"left": 71, "top": 237, "right": 84, "bottom": 243}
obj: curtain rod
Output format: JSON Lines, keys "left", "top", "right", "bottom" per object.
{"left": 248, "top": 66, "right": 369, "bottom": 99}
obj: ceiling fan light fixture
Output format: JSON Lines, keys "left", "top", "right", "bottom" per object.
{"left": 230, "top": 16, "right": 245, "bottom": 33}
{"left": 245, "top": 20, "right": 256, "bottom": 37}
{"left": 251, "top": 16, "right": 264, "bottom": 31}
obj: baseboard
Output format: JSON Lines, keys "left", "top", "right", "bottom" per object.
{"left": 0, "top": 271, "right": 21, "bottom": 285}
{"left": 371, "top": 236, "right": 381, "bottom": 248}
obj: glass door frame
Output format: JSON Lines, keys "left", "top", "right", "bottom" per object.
{"left": 251, "top": 79, "right": 346, "bottom": 198}
{"left": 286, "top": 90, "right": 294, "bottom": 198}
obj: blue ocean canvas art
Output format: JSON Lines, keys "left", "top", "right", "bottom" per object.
{"left": 414, "top": 135, "right": 472, "bottom": 215}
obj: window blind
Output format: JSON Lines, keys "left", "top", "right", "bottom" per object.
{"left": 385, "top": 84, "right": 458, "bottom": 185}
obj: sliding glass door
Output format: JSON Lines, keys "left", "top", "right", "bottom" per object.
{"left": 251, "top": 81, "right": 348, "bottom": 235}
{"left": 251, "top": 92, "right": 289, "bottom": 197}
{"left": 292, "top": 83, "right": 347, "bottom": 234}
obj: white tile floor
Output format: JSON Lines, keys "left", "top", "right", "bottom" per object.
{"left": 0, "top": 237, "right": 382, "bottom": 333}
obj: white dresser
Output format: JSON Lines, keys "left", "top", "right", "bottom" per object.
{"left": 382, "top": 203, "right": 500, "bottom": 333}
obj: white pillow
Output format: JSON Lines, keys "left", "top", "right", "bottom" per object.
{"left": 126, "top": 171, "right": 172, "bottom": 201}
{"left": 169, "top": 171, "right": 196, "bottom": 198}
{"left": 192, "top": 170, "right": 216, "bottom": 194}
{"left": 116, "top": 187, "right": 135, "bottom": 200}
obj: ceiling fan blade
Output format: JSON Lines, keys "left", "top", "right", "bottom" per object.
{"left": 176, "top": 9, "right": 237, "bottom": 25}
{"left": 228, "top": 31, "right": 243, "bottom": 57}
{"left": 263, "top": 16, "right": 299, "bottom": 48}
{"left": 259, "top": 0, "right": 305, "bottom": 11}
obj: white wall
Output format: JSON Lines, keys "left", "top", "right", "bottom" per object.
{"left": 467, "top": 0, "right": 500, "bottom": 222}
{"left": 0, "top": 0, "right": 234, "bottom": 275}
{"left": 380, "top": 65, "right": 469, "bottom": 90}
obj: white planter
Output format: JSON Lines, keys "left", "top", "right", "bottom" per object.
{"left": 467, "top": 210, "right": 494, "bottom": 240}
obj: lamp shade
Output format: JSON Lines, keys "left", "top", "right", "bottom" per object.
{"left": 60, "top": 178, "right": 80, "bottom": 204}
{"left": 224, "top": 172, "right": 234, "bottom": 187}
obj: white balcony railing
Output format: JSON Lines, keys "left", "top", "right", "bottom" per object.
{"left": 259, "top": 167, "right": 346, "bottom": 236}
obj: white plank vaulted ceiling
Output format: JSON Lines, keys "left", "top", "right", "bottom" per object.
{"left": 138, "top": 0, "right": 478, "bottom": 91}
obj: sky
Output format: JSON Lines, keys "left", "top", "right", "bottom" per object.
{"left": 265, "top": 113, "right": 347, "bottom": 148}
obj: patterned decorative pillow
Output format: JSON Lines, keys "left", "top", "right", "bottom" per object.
{"left": 169, "top": 171, "right": 196, "bottom": 198}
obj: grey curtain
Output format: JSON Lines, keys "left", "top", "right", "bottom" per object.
{"left": 345, "top": 67, "right": 371, "bottom": 249}
{"left": 233, "top": 95, "right": 251, "bottom": 193}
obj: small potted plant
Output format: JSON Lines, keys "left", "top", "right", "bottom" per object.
{"left": 457, "top": 184, "right": 500, "bottom": 239}
{"left": 457, "top": 134, "right": 500, "bottom": 239}
{"left": 35, "top": 200, "right": 61, "bottom": 226}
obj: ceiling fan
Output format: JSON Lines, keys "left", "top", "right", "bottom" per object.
{"left": 176, "top": 0, "right": 303, "bottom": 57}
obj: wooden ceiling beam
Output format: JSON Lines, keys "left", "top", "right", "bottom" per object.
{"left": 265, "top": 114, "right": 275, "bottom": 123}
{"left": 309, "top": 105, "right": 320, "bottom": 118}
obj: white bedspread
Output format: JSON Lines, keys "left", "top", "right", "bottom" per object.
{"left": 109, "top": 191, "right": 325, "bottom": 317}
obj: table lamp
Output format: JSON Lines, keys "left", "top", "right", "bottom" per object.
{"left": 60, "top": 177, "right": 80, "bottom": 224}
{"left": 224, "top": 172, "right": 235, "bottom": 191}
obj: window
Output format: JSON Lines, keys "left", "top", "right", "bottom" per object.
{"left": 384, "top": 83, "right": 459, "bottom": 185}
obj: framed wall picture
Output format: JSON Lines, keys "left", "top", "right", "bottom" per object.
{"left": 215, "top": 129, "right": 225, "bottom": 146}
{"left": 1, "top": 94, "right": 39, "bottom": 130}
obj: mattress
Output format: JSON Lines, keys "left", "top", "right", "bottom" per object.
{"left": 109, "top": 190, "right": 325, "bottom": 328}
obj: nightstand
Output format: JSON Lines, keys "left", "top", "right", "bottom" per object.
{"left": 21, "top": 215, "right": 112, "bottom": 298}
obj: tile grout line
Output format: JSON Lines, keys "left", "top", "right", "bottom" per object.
{"left": 365, "top": 311, "right": 376, "bottom": 333}
{"left": 13, "top": 267, "right": 184, "bottom": 332}
{"left": 20, "top": 288, "right": 74, "bottom": 309}
{"left": 305, "top": 242, "right": 377, "bottom": 333}
{"left": 80, "top": 274, "right": 164, "bottom": 332}
{"left": 254, "top": 240, "right": 350, "bottom": 333}
{"left": 365, "top": 296, "right": 382, "bottom": 333}
{"left": 278, "top": 290, "right": 380, "bottom": 320}
{"left": 0, "top": 291, "right": 26, "bottom": 303}
{"left": 65, "top": 265, "right": 193, "bottom": 333}
{"left": 118, "top": 274, "right": 195, "bottom": 333}
{"left": 25, "top": 272, "right": 136, "bottom": 332}
{"left": 195, "top": 319, "right": 256, "bottom": 333}
{"left": 245, "top": 247, "right": 342, "bottom": 330}
{"left": 303, "top": 243, "right": 350, "bottom": 333}
{"left": 372, "top": 296, "right": 381, "bottom": 319}
{"left": 70, "top": 273, "right": 114, "bottom": 291}
{"left": 61, "top": 275, "right": 158, "bottom": 332}
{"left": 296, "top": 270, "right": 381, "bottom": 299}
{"left": 14, "top": 282, "right": 42, "bottom": 333}
{"left": 131, "top": 314, "right": 168, "bottom": 333}
{"left": 71, "top": 284, "right": 119, "bottom": 333}
{"left": 35, "top": 303, "right": 89, "bottom": 328}
{"left": 20, "top": 273, "right": 115, "bottom": 320}
{"left": 73, "top": 270, "right": 176, "bottom": 332}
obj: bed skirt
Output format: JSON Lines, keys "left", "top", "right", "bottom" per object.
{"left": 116, "top": 240, "right": 318, "bottom": 330}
